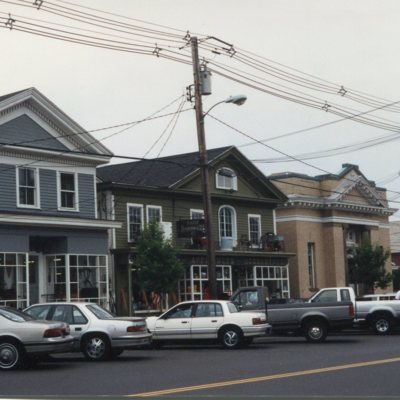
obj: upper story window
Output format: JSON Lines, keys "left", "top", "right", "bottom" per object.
{"left": 248, "top": 215, "right": 261, "bottom": 247}
{"left": 219, "top": 205, "right": 237, "bottom": 240}
{"left": 58, "top": 172, "right": 78, "bottom": 211}
{"left": 190, "top": 209, "right": 204, "bottom": 220}
{"left": 216, "top": 168, "right": 237, "bottom": 191}
{"left": 127, "top": 204, "right": 144, "bottom": 242}
{"left": 147, "top": 205, "right": 162, "bottom": 224}
{"left": 17, "top": 167, "right": 39, "bottom": 208}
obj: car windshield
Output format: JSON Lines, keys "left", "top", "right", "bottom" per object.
{"left": 86, "top": 304, "right": 114, "bottom": 319}
{"left": 0, "top": 307, "right": 35, "bottom": 322}
{"left": 227, "top": 302, "right": 238, "bottom": 313}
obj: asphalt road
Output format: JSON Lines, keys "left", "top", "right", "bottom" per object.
{"left": 2, "top": 331, "right": 400, "bottom": 399}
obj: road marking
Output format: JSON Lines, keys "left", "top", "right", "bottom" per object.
{"left": 130, "top": 357, "right": 400, "bottom": 397}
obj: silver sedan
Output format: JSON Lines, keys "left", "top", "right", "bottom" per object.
{"left": 0, "top": 306, "right": 75, "bottom": 370}
{"left": 24, "top": 302, "right": 152, "bottom": 361}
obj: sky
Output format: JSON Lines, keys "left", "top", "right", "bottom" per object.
{"left": 1, "top": 0, "right": 400, "bottom": 217}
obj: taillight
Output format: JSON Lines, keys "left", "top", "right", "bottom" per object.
{"left": 349, "top": 304, "right": 355, "bottom": 317}
{"left": 43, "top": 328, "right": 62, "bottom": 338}
{"left": 127, "top": 325, "right": 145, "bottom": 332}
{"left": 252, "top": 317, "right": 266, "bottom": 325}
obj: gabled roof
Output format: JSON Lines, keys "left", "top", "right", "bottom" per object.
{"left": 97, "top": 146, "right": 232, "bottom": 188}
{"left": 271, "top": 164, "right": 376, "bottom": 186}
{"left": 0, "top": 87, "right": 113, "bottom": 162}
{"left": 272, "top": 163, "right": 396, "bottom": 215}
{"left": 97, "top": 146, "right": 287, "bottom": 202}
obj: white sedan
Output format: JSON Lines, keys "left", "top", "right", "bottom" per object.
{"left": 146, "top": 300, "right": 270, "bottom": 349}
{"left": 0, "top": 306, "right": 75, "bottom": 370}
{"left": 24, "top": 302, "right": 152, "bottom": 361}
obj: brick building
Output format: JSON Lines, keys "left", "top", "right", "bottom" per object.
{"left": 271, "top": 164, "right": 396, "bottom": 298}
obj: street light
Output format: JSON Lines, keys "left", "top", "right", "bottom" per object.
{"left": 203, "top": 95, "right": 247, "bottom": 116}
{"left": 191, "top": 36, "right": 247, "bottom": 299}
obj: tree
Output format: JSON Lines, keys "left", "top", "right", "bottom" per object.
{"left": 348, "top": 241, "right": 392, "bottom": 295}
{"left": 135, "top": 221, "right": 184, "bottom": 310}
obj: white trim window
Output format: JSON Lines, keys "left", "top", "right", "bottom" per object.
{"left": 216, "top": 167, "right": 237, "bottom": 191}
{"left": 219, "top": 205, "right": 237, "bottom": 248}
{"left": 146, "top": 205, "right": 162, "bottom": 224}
{"left": 58, "top": 172, "right": 78, "bottom": 211}
{"left": 17, "top": 167, "right": 39, "bottom": 208}
{"left": 190, "top": 209, "right": 204, "bottom": 220}
{"left": 127, "top": 203, "right": 144, "bottom": 242}
{"left": 248, "top": 214, "right": 261, "bottom": 247}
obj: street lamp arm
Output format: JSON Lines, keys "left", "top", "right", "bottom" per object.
{"left": 203, "top": 94, "right": 247, "bottom": 117}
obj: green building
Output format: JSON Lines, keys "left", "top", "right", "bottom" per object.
{"left": 97, "top": 146, "right": 293, "bottom": 315}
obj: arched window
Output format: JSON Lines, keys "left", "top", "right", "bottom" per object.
{"left": 219, "top": 206, "right": 237, "bottom": 249}
{"left": 216, "top": 168, "right": 237, "bottom": 191}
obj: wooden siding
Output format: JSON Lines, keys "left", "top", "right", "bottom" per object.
{"left": 0, "top": 163, "right": 16, "bottom": 210}
{"left": 0, "top": 163, "right": 96, "bottom": 218}
{"left": 112, "top": 191, "right": 275, "bottom": 249}
{"left": 78, "top": 173, "right": 96, "bottom": 218}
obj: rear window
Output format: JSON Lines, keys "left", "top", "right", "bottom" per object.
{"left": 227, "top": 302, "right": 238, "bottom": 313}
{"left": 86, "top": 304, "right": 114, "bottom": 319}
{"left": 340, "top": 289, "right": 351, "bottom": 302}
{"left": 311, "top": 290, "right": 337, "bottom": 303}
{"left": 26, "top": 305, "right": 50, "bottom": 320}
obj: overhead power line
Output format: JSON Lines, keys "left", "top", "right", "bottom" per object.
{"left": 207, "top": 112, "right": 400, "bottom": 200}
{"left": 2, "top": 1, "right": 400, "bottom": 140}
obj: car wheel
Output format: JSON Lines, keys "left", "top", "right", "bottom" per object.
{"left": 220, "top": 327, "right": 243, "bottom": 349}
{"left": 304, "top": 320, "right": 328, "bottom": 343}
{"left": 372, "top": 315, "right": 392, "bottom": 335}
{"left": 82, "top": 334, "right": 111, "bottom": 361}
{"left": 0, "top": 341, "right": 23, "bottom": 370}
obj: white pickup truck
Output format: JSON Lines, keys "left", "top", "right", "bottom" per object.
{"left": 309, "top": 287, "right": 400, "bottom": 335}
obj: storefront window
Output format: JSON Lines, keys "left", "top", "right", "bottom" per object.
{"left": 179, "top": 265, "right": 232, "bottom": 301}
{"left": 253, "top": 265, "right": 290, "bottom": 299}
{"left": 46, "top": 254, "right": 108, "bottom": 308}
{"left": 69, "top": 255, "right": 108, "bottom": 307}
{"left": 0, "top": 252, "right": 28, "bottom": 309}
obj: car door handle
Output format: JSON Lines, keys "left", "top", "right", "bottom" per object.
{"left": 75, "top": 327, "right": 82, "bottom": 331}
{"left": 211, "top": 320, "right": 217, "bottom": 323}
{"left": 181, "top": 321, "right": 189, "bottom": 324}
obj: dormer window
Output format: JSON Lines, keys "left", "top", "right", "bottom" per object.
{"left": 216, "top": 168, "right": 237, "bottom": 191}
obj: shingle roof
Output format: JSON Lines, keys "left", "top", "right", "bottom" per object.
{"left": 97, "top": 146, "right": 232, "bottom": 188}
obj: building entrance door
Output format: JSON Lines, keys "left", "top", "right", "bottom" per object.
{"left": 28, "top": 255, "right": 39, "bottom": 305}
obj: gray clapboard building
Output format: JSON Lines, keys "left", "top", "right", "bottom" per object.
{"left": 0, "top": 88, "right": 120, "bottom": 309}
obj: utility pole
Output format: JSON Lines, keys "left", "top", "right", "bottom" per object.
{"left": 191, "top": 36, "right": 217, "bottom": 299}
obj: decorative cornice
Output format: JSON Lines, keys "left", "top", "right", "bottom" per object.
{"left": 276, "top": 214, "right": 391, "bottom": 229}
{"left": 0, "top": 147, "right": 102, "bottom": 167}
{"left": 279, "top": 199, "right": 396, "bottom": 216}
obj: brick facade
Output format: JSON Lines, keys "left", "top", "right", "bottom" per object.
{"left": 271, "top": 164, "right": 395, "bottom": 298}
